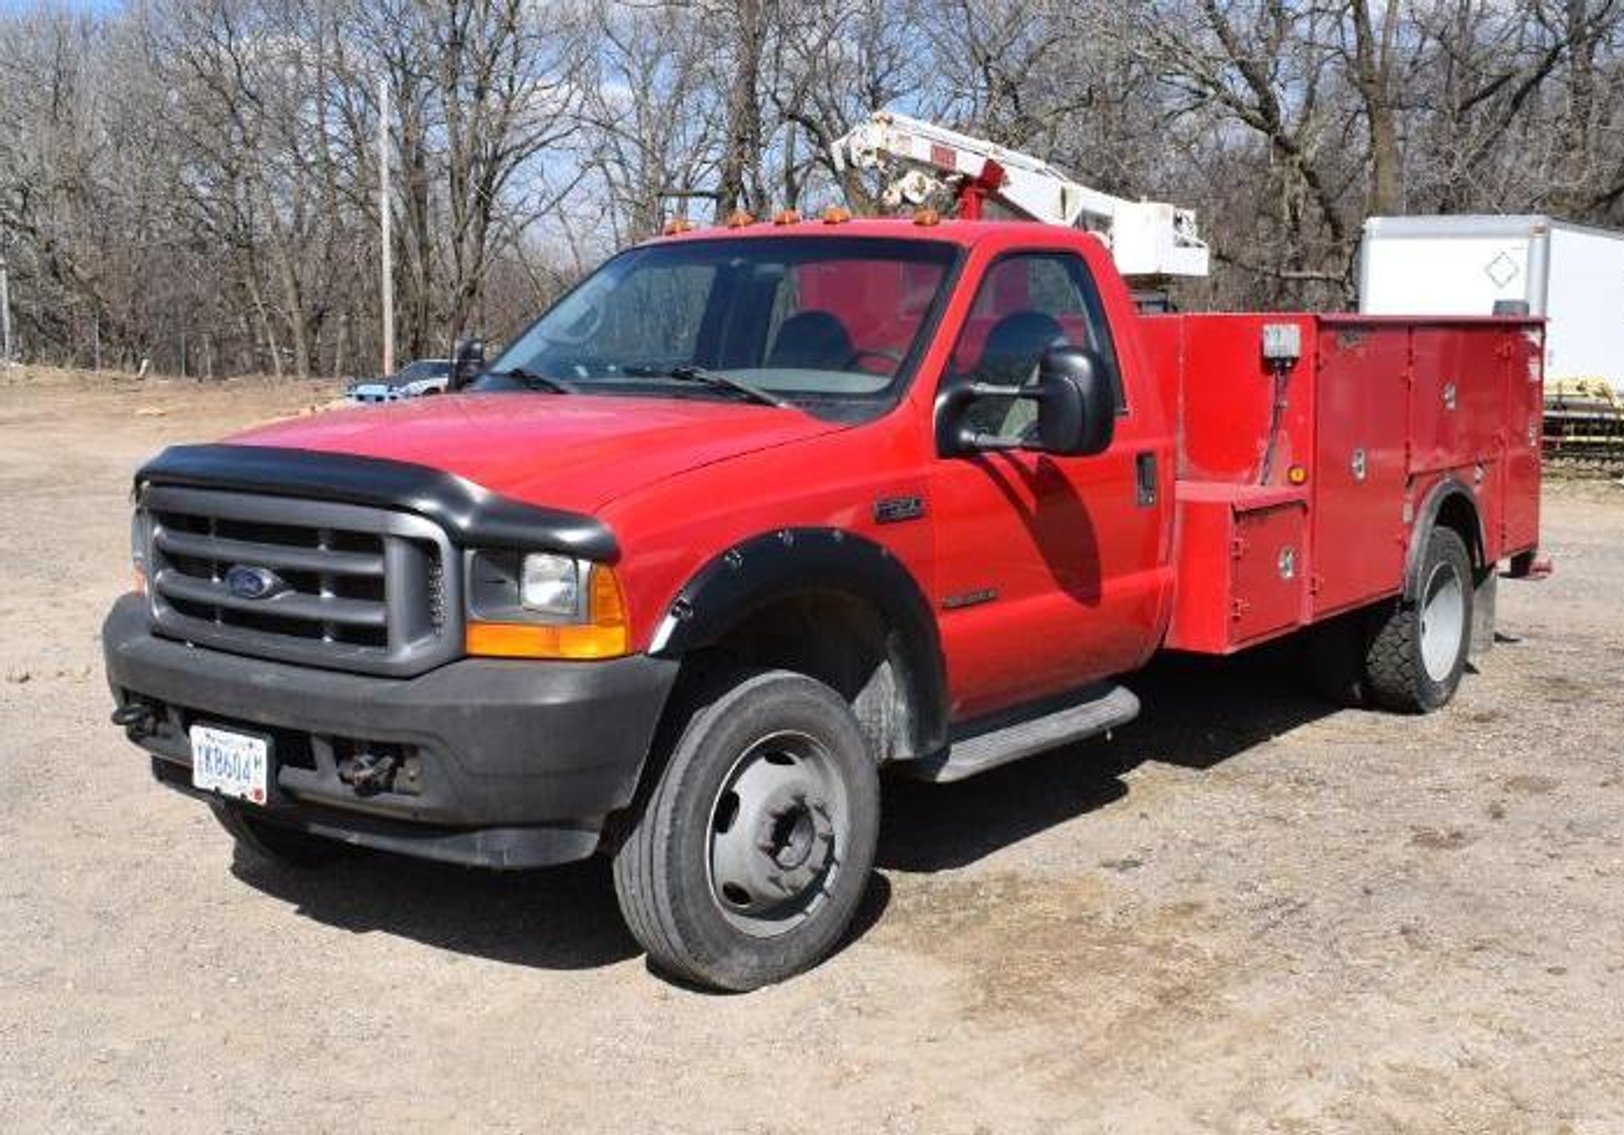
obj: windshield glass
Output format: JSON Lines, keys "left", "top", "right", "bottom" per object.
{"left": 482, "top": 236, "right": 959, "bottom": 417}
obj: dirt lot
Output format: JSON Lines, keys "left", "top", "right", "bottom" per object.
{"left": 2, "top": 367, "right": 1622, "bottom": 1133}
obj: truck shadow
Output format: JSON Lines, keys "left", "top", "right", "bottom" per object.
{"left": 231, "top": 849, "right": 641, "bottom": 970}
{"left": 230, "top": 641, "right": 1335, "bottom": 973}
{"left": 877, "top": 641, "right": 1339, "bottom": 873}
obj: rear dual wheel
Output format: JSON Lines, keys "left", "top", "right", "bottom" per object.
{"left": 612, "top": 669, "right": 880, "bottom": 992}
{"left": 1366, "top": 527, "right": 1473, "bottom": 712}
{"left": 1308, "top": 526, "right": 1474, "bottom": 713}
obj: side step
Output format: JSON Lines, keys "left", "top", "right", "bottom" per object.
{"left": 906, "top": 683, "right": 1140, "bottom": 784}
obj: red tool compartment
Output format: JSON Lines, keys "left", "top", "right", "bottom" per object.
{"left": 1140, "top": 311, "right": 1544, "bottom": 656}
{"left": 1167, "top": 483, "right": 1309, "bottom": 653}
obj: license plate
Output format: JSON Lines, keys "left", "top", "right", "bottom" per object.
{"left": 190, "top": 725, "right": 270, "bottom": 805}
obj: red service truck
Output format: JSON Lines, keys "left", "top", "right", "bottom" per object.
{"left": 103, "top": 214, "right": 1544, "bottom": 990}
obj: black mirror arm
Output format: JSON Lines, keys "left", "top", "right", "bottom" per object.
{"left": 945, "top": 381, "right": 1051, "bottom": 454}
{"left": 965, "top": 380, "right": 1038, "bottom": 400}
{"left": 956, "top": 429, "right": 1025, "bottom": 452}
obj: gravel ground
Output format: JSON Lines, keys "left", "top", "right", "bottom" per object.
{"left": 2, "top": 368, "right": 1622, "bottom": 1133}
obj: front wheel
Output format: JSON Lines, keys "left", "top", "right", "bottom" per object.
{"left": 612, "top": 669, "right": 880, "bottom": 991}
{"left": 1364, "top": 527, "right": 1474, "bottom": 713}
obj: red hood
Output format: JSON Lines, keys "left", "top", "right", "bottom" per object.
{"left": 230, "top": 393, "right": 843, "bottom": 512}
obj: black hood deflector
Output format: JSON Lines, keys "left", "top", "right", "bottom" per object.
{"left": 135, "top": 444, "right": 618, "bottom": 561}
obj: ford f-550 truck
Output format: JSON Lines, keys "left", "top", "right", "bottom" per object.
{"left": 103, "top": 214, "right": 1544, "bottom": 990}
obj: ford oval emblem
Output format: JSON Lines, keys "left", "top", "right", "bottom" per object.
{"left": 224, "top": 564, "right": 286, "bottom": 601}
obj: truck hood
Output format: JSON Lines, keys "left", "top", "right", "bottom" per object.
{"left": 229, "top": 393, "right": 844, "bottom": 512}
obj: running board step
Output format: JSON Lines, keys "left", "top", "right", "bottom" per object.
{"left": 908, "top": 684, "right": 1140, "bottom": 784}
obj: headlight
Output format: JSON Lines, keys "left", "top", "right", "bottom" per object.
{"left": 464, "top": 550, "right": 629, "bottom": 660}
{"left": 520, "top": 553, "right": 584, "bottom": 619}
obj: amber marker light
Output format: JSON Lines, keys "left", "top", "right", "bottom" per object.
{"left": 821, "top": 206, "right": 852, "bottom": 224}
{"left": 772, "top": 209, "right": 802, "bottom": 225}
{"left": 1287, "top": 464, "right": 1308, "bottom": 485}
{"left": 725, "top": 211, "right": 756, "bottom": 228}
{"left": 662, "top": 218, "right": 695, "bottom": 235}
{"left": 465, "top": 565, "right": 631, "bottom": 661}
{"left": 913, "top": 207, "right": 941, "bottom": 227}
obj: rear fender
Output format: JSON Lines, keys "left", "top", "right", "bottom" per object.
{"left": 1405, "top": 477, "right": 1495, "bottom": 660}
{"left": 1404, "top": 477, "right": 1485, "bottom": 601}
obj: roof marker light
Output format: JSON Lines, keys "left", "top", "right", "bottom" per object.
{"left": 662, "top": 218, "right": 694, "bottom": 236}
{"left": 725, "top": 210, "right": 755, "bottom": 228}
{"left": 773, "top": 209, "right": 802, "bottom": 226}
{"left": 822, "top": 206, "right": 852, "bottom": 224}
{"left": 913, "top": 207, "right": 941, "bottom": 227}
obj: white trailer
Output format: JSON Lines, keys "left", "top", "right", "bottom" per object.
{"left": 1358, "top": 214, "right": 1624, "bottom": 392}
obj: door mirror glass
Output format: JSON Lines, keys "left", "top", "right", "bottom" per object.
{"left": 1034, "top": 346, "right": 1115, "bottom": 456}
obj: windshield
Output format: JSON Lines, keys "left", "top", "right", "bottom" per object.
{"left": 482, "top": 236, "right": 959, "bottom": 418}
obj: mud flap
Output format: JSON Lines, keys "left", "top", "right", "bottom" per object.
{"left": 1470, "top": 569, "right": 1497, "bottom": 663}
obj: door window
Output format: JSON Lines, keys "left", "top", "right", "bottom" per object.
{"left": 948, "top": 252, "right": 1121, "bottom": 443}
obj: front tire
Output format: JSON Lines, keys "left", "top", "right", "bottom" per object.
{"left": 1364, "top": 527, "right": 1474, "bottom": 713}
{"left": 612, "top": 669, "right": 880, "bottom": 991}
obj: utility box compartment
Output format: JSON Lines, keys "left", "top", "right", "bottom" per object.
{"left": 1167, "top": 483, "right": 1308, "bottom": 654}
{"left": 1310, "top": 321, "right": 1410, "bottom": 617}
{"left": 1141, "top": 306, "right": 1544, "bottom": 658}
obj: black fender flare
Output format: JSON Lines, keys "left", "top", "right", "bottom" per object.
{"left": 648, "top": 528, "right": 949, "bottom": 758}
{"left": 1403, "top": 477, "right": 1485, "bottom": 600}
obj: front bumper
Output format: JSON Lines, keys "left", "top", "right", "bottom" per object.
{"left": 102, "top": 594, "right": 679, "bottom": 867}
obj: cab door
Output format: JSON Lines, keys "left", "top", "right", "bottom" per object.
{"left": 929, "top": 250, "right": 1168, "bottom": 720}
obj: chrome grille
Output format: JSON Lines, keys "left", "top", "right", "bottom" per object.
{"left": 140, "top": 485, "right": 460, "bottom": 676}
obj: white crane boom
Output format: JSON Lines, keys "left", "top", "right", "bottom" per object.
{"left": 831, "top": 111, "right": 1210, "bottom": 279}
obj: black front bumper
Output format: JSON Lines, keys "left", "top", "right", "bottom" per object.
{"left": 102, "top": 594, "right": 679, "bottom": 868}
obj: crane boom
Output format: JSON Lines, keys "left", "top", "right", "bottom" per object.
{"left": 831, "top": 111, "right": 1210, "bottom": 279}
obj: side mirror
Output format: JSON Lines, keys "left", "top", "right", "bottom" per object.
{"left": 938, "top": 345, "right": 1116, "bottom": 457}
{"left": 450, "top": 335, "right": 485, "bottom": 390}
{"left": 1032, "top": 346, "right": 1115, "bottom": 456}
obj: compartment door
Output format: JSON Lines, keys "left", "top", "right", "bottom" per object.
{"left": 1408, "top": 327, "right": 1506, "bottom": 473}
{"left": 1501, "top": 325, "right": 1543, "bottom": 554}
{"left": 1313, "top": 326, "right": 1410, "bottom": 616}
{"left": 1232, "top": 504, "right": 1308, "bottom": 645}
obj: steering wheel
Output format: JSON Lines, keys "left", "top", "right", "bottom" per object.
{"left": 845, "top": 347, "right": 904, "bottom": 375}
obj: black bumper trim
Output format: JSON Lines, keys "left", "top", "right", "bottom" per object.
{"left": 155, "top": 761, "right": 601, "bottom": 869}
{"left": 104, "top": 595, "right": 679, "bottom": 852}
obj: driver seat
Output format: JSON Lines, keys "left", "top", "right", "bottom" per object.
{"left": 968, "top": 310, "right": 1068, "bottom": 438}
{"left": 767, "top": 310, "right": 854, "bottom": 370}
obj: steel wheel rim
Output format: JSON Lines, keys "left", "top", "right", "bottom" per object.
{"left": 1419, "top": 559, "right": 1466, "bottom": 682}
{"left": 706, "top": 729, "right": 848, "bottom": 939}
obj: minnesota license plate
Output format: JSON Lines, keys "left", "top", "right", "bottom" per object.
{"left": 190, "top": 724, "right": 270, "bottom": 806}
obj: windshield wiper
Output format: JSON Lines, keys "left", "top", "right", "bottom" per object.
{"left": 623, "top": 364, "right": 791, "bottom": 409}
{"left": 489, "top": 367, "right": 575, "bottom": 394}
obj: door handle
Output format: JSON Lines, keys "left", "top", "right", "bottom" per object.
{"left": 1135, "top": 452, "right": 1158, "bottom": 507}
